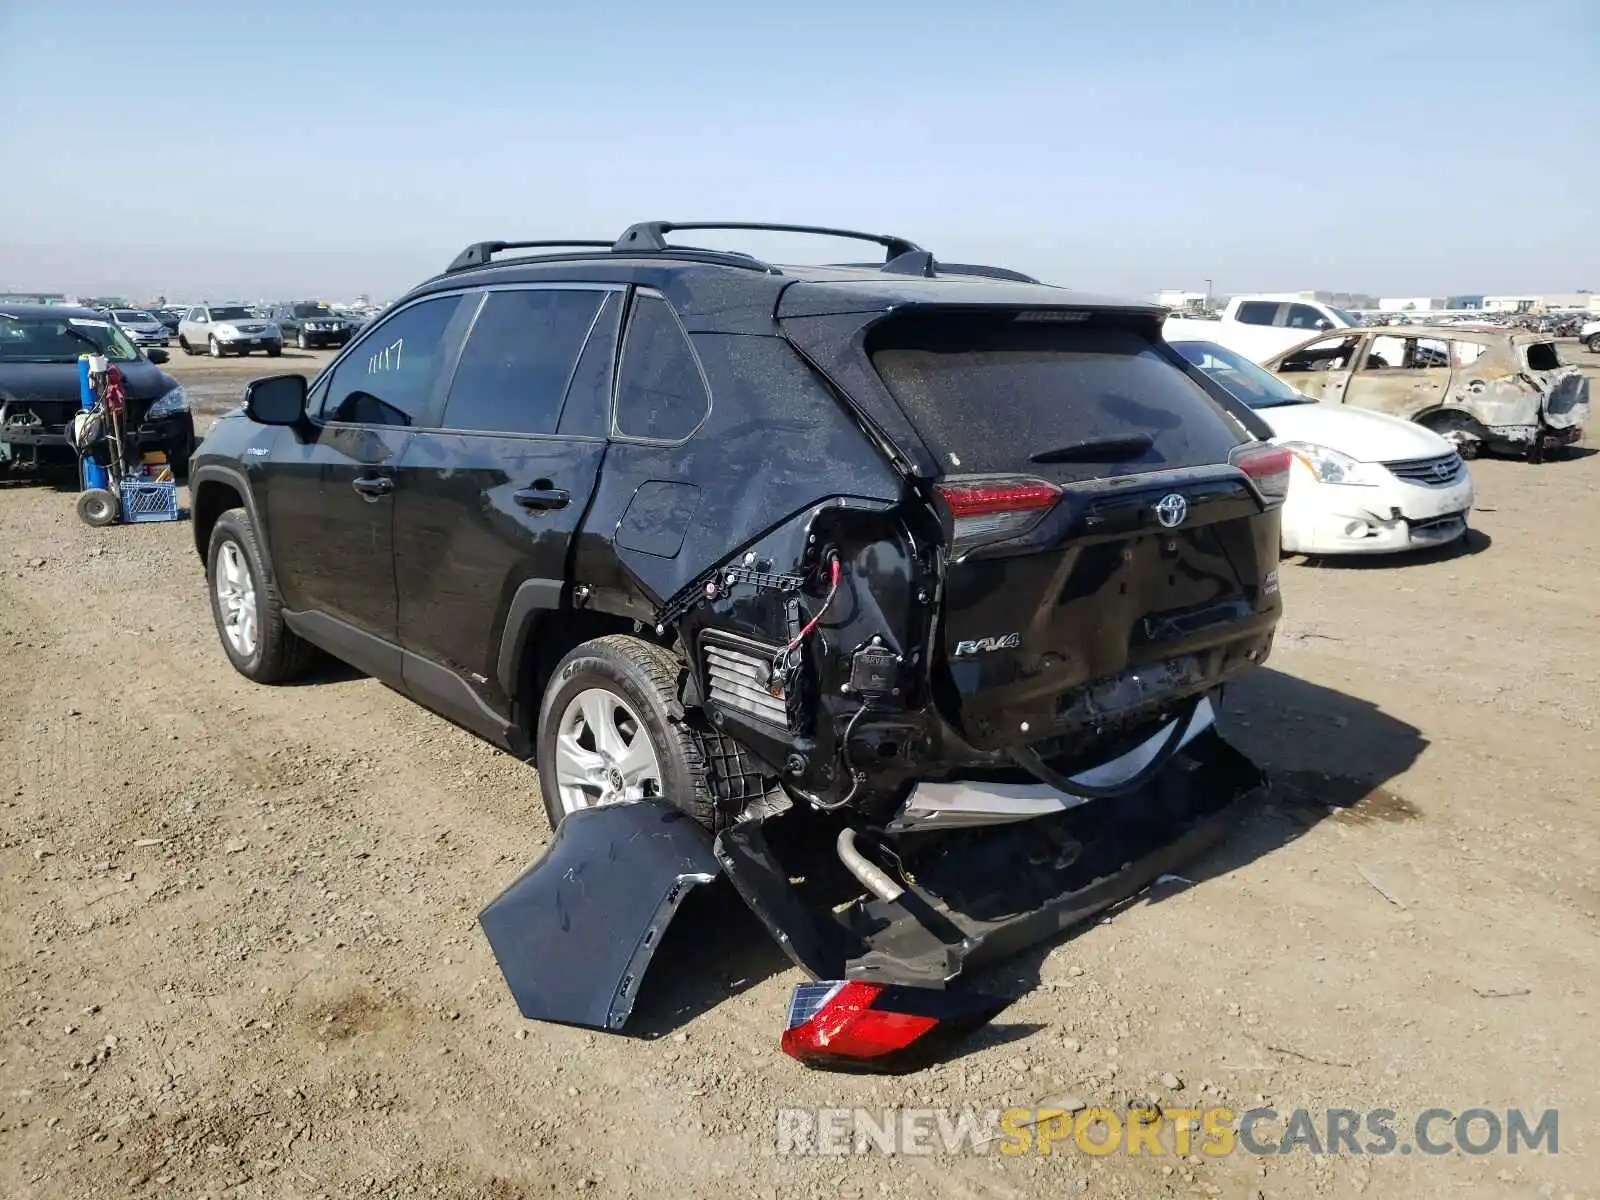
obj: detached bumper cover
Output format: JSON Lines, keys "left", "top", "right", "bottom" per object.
{"left": 478, "top": 802, "right": 719, "bottom": 1030}
{"left": 480, "top": 728, "right": 1265, "bottom": 1029}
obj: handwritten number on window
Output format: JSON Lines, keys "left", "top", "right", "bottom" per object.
{"left": 368, "top": 337, "right": 403, "bottom": 375}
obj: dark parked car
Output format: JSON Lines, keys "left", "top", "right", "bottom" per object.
{"left": 188, "top": 222, "right": 1287, "bottom": 1036}
{"left": 0, "top": 304, "right": 195, "bottom": 475}
{"left": 268, "top": 301, "right": 357, "bottom": 351}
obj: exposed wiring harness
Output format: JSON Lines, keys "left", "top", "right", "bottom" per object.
{"left": 771, "top": 552, "right": 841, "bottom": 676}
{"left": 815, "top": 700, "right": 875, "bottom": 811}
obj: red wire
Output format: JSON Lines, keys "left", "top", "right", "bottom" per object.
{"left": 782, "top": 555, "right": 841, "bottom": 654}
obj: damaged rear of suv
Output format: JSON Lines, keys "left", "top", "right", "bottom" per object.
{"left": 191, "top": 222, "right": 1286, "bottom": 1060}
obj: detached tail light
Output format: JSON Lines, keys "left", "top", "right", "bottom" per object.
{"left": 934, "top": 477, "right": 1062, "bottom": 557}
{"left": 1229, "top": 443, "right": 1293, "bottom": 506}
{"left": 781, "top": 980, "right": 1010, "bottom": 1072}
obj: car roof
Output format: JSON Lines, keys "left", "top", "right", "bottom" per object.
{"left": 0, "top": 303, "right": 109, "bottom": 320}
{"left": 409, "top": 252, "right": 1159, "bottom": 333}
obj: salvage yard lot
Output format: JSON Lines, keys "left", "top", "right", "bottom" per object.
{"left": 1, "top": 349, "right": 1596, "bottom": 1199}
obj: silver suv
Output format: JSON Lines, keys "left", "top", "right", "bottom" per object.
{"left": 177, "top": 304, "right": 282, "bottom": 358}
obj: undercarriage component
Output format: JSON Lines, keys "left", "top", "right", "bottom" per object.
{"left": 717, "top": 727, "right": 1264, "bottom": 989}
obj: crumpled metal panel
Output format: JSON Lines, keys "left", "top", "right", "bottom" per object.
{"left": 478, "top": 801, "right": 719, "bottom": 1031}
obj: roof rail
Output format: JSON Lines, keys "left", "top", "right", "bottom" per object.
{"left": 447, "top": 240, "right": 613, "bottom": 273}
{"left": 836, "top": 258, "right": 1044, "bottom": 285}
{"left": 612, "top": 221, "right": 923, "bottom": 261}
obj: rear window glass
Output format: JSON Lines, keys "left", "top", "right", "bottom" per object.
{"left": 1525, "top": 341, "right": 1561, "bottom": 371}
{"left": 868, "top": 315, "right": 1243, "bottom": 480}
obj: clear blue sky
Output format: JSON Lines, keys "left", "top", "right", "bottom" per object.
{"left": 2, "top": 0, "right": 1595, "bottom": 301}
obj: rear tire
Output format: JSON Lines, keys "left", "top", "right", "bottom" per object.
{"left": 1418, "top": 410, "right": 1485, "bottom": 460}
{"left": 179, "top": 336, "right": 196, "bottom": 356}
{"left": 206, "top": 508, "right": 315, "bottom": 684}
{"left": 535, "top": 635, "right": 761, "bottom": 833}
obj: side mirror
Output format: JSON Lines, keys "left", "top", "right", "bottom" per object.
{"left": 146, "top": 348, "right": 170, "bottom": 364}
{"left": 244, "top": 374, "right": 309, "bottom": 427}
{"left": 1315, "top": 319, "right": 1333, "bottom": 331}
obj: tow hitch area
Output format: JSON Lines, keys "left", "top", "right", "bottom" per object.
{"left": 480, "top": 728, "right": 1264, "bottom": 1067}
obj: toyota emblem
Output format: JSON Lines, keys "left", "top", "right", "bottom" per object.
{"left": 1154, "top": 493, "right": 1188, "bottom": 528}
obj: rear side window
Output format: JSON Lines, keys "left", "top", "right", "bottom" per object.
{"left": 439, "top": 289, "right": 605, "bottom": 435}
{"left": 558, "top": 293, "right": 621, "bottom": 438}
{"left": 1234, "top": 301, "right": 1278, "bottom": 326}
{"left": 614, "top": 295, "right": 711, "bottom": 441}
{"left": 868, "top": 315, "right": 1243, "bottom": 481}
{"left": 1525, "top": 341, "right": 1562, "bottom": 371}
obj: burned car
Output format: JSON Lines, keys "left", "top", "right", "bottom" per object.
{"left": 1262, "top": 325, "right": 1589, "bottom": 460}
{"left": 189, "top": 222, "right": 1286, "bottom": 1066}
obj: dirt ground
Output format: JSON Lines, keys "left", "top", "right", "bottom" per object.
{"left": 1, "top": 345, "right": 1596, "bottom": 1200}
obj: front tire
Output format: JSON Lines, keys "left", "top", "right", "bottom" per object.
{"left": 206, "top": 508, "right": 314, "bottom": 683}
{"left": 536, "top": 635, "right": 757, "bottom": 833}
{"left": 297, "top": 331, "right": 308, "bottom": 350}
{"left": 208, "top": 336, "right": 222, "bottom": 358}
{"left": 1587, "top": 333, "right": 1600, "bottom": 353}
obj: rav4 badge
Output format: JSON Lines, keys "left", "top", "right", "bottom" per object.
{"left": 954, "top": 633, "right": 1022, "bottom": 657}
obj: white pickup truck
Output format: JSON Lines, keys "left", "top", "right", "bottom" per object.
{"left": 1165, "top": 295, "right": 1363, "bottom": 364}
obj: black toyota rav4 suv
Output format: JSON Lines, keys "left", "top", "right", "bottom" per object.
{"left": 191, "top": 222, "right": 1286, "bottom": 997}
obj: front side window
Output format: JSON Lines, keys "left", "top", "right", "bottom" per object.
{"left": 438, "top": 289, "right": 605, "bottom": 435}
{"left": 614, "top": 295, "right": 711, "bottom": 441}
{"left": 322, "top": 296, "right": 462, "bottom": 426}
{"left": 1277, "top": 334, "right": 1363, "bottom": 373}
{"left": 1285, "top": 304, "right": 1330, "bottom": 330}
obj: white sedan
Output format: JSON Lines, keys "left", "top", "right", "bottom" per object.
{"left": 1172, "top": 339, "right": 1474, "bottom": 555}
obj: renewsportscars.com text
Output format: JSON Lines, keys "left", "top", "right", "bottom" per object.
{"left": 775, "top": 1106, "right": 1559, "bottom": 1158}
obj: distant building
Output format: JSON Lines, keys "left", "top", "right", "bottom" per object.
{"left": 1483, "top": 295, "right": 1539, "bottom": 314}
{"left": 1446, "top": 295, "right": 1485, "bottom": 310}
{"left": 1156, "top": 289, "right": 1211, "bottom": 314}
{"left": 1379, "top": 297, "right": 1447, "bottom": 312}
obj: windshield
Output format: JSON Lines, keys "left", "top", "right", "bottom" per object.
{"left": 208, "top": 306, "right": 253, "bottom": 322}
{"left": 1172, "top": 340, "right": 1311, "bottom": 409}
{"left": 293, "top": 303, "right": 333, "bottom": 317}
{"left": 113, "top": 309, "right": 153, "bottom": 323}
{"left": 0, "top": 314, "right": 141, "bottom": 363}
{"left": 1329, "top": 307, "right": 1361, "bottom": 327}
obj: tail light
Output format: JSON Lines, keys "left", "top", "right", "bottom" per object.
{"left": 781, "top": 980, "right": 1010, "bottom": 1072}
{"left": 934, "top": 477, "right": 1062, "bottom": 557}
{"left": 1229, "top": 443, "right": 1292, "bottom": 506}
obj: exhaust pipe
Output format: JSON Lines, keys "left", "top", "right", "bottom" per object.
{"left": 836, "top": 827, "right": 904, "bottom": 904}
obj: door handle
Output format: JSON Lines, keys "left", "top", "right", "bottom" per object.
{"left": 352, "top": 476, "right": 394, "bottom": 501}
{"left": 514, "top": 485, "right": 571, "bottom": 512}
